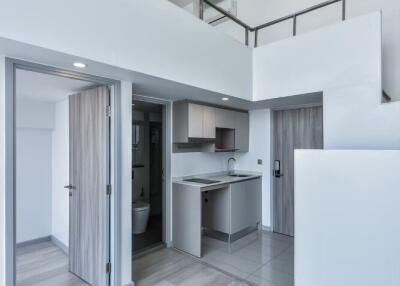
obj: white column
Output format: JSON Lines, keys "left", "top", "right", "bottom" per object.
{"left": 0, "top": 55, "right": 6, "bottom": 286}
{"left": 119, "top": 80, "right": 133, "bottom": 286}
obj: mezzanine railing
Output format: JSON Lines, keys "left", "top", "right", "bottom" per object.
{"left": 199, "top": 0, "right": 346, "bottom": 47}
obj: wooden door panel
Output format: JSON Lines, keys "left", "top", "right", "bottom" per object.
{"left": 273, "top": 107, "right": 323, "bottom": 236}
{"left": 69, "top": 86, "right": 110, "bottom": 286}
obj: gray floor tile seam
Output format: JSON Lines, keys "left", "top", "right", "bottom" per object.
{"left": 244, "top": 247, "right": 292, "bottom": 279}
{"left": 230, "top": 242, "right": 291, "bottom": 266}
{"left": 185, "top": 253, "right": 257, "bottom": 286}
{"left": 134, "top": 249, "right": 188, "bottom": 274}
{"left": 154, "top": 258, "right": 199, "bottom": 284}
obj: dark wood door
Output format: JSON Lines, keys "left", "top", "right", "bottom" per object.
{"left": 69, "top": 86, "right": 110, "bottom": 286}
{"left": 273, "top": 106, "right": 323, "bottom": 236}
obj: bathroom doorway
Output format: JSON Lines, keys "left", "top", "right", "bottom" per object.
{"left": 132, "top": 100, "right": 165, "bottom": 254}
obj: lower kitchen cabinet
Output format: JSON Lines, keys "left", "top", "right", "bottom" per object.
{"left": 202, "top": 178, "right": 262, "bottom": 235}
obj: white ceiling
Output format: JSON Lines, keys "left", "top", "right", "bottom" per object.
{"left": 16, "top": 69, "right": 94, "bottom": 102}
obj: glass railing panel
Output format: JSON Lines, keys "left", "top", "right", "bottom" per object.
{"left": 296, "top": 1, "right": 342, "bottom": 35}
{"left": 256, "top": 18, "right": 294, "bottom": 47}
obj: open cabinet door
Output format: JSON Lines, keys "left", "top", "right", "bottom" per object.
{"left": 68, "top": 86, "right": 111, "bottom": 286}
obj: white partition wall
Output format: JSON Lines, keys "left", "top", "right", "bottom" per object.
{"left": 295, "top": 150, "right": 400, "bottom": 286}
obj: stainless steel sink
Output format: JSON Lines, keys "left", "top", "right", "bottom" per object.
{"left": 183, "top": 178, "right": 221, "bottom": 184}
{"left": 228, "top": 174, "right": 251, "bottom": 178}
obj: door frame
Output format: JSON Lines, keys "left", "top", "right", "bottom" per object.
{"left": 132, "top": 94, "right": 172, "bottom": 248}
{"left": 270, "top": 102, "right": 323, "bottom": 234}
{"left": 4, "top": 58, "right": 120, "bottom": 286}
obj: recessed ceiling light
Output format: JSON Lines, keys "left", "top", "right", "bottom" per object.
{"left": 73, "top": 62, "right": 87, "bottom": 68}
{"left": 222, "top": 97, "right": 229, "bottom": 101}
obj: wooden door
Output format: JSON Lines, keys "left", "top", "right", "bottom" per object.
{"left": 273, "top": 106, "right": 323, "bottom": 236}
{"left": 69, "top": 86, "right": 110, "bottom": 286}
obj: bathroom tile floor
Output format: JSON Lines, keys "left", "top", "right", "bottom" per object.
{"left": 133, "top": 231, "right": 294, "bottom": 286}
{"left": 133, "top": 215, "right": 163, "bottom": 254}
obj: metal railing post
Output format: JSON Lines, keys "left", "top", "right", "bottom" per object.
{"left": 342, "top": 0, "right": 346, "bottom": 21}
{"left": 293, "top": 15, "right": 297, "bottom": 36}
{"left": 254, "top": 29, "right": 259, "bottom": 48}
{"left": 199, "top": 0, "right": 204, "bottom": 20}
{"left": 245, "top": 28, "right": 249, "bottom": 46}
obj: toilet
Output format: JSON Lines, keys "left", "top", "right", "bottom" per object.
{"left": 132, "top": 201, "right": 150, "bottom": 234}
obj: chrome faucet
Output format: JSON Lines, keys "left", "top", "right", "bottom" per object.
{"left": 227, "top": 157, "right": 237, "bottom": 173}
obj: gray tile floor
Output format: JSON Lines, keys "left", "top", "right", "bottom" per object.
{"left": 16, "top": 241, "right": 89, "bottom": 286}
{"left": 133, "top": 231, "right": 294, "bottom": 286}
{"left": 200, "top": 231, "right": 294, "bottom": 286}
{"left": 133, "top": 247, "right": 250, "bottom": 286}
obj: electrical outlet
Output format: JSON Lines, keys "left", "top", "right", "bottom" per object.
{"left": 257, "top": 159, "right": 263, "bottom": 165}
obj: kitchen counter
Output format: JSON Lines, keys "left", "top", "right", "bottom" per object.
{"left": 173, "top": 171, "right": 262, "bottom": 190}
{"left": 172, "top": 171, "right": 262, "bottom": 258}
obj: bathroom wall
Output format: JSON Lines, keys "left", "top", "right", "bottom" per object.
{"left": 133, "top": 110, "right": 163, "bottom": 207}
{"left": 133, "top": 111, "right": 150, "bottom": 203}
{"left": 16, "top": 99, "right": 54, "bottom": 243}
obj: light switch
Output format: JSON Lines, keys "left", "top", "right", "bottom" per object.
{"left": 257, "top": 159, "right": 263, "bottom": 165}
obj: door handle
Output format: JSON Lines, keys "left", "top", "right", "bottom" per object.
{"left": 64, "top": 184, "right": 75, "bottom": 189}
{"left": 64, "top": 185, "right": 75, "bottom": 197}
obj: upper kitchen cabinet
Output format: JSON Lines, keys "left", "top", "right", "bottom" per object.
{"left": 173, "top": 101, "right": 249, "bottom": 153}
{"left": 234, "top": 111, "right": 249, "bottom": 152}
{"left": 173, "top": 102, "right": 215, "bottom": 143}
{"left": 215, "top": 108, "right": 235, "bottom": 129}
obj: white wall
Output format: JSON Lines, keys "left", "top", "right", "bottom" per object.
{"left": 16, "top": 129, "right": 52, "bottom": 243}
{"left": 253, "top": 12, "right": 400, "bottom": 150}
{"left": 171, "top": 152, "right": 232, "bottom": 178}
{"left": 51, "top": 99, "right": 69, "bottom": 247}
{"left": 253, "top": 12, "right": 381, "bottom": 101}
{"left": 16, "top": 99, "right": 55, "bottom": 129}
{"left": 198, "top": 0, "right": 400, "bottom": 100}
{"left": 235, "top": 109, "right": 271, "bottom": 227}
{"left": 295, "top": 150, "right": 400, "bottom": 286}
{"left": 0, "top": 56, "right": 5, "bottom": 286}
{"left": 0, "top": 0, "right": 252, "bottom": 101}
{"left": 16, "top": 99, "right": 54, "bottom": 243}
{"left": 257, "top": 0, "right": 400, "bottom": 101}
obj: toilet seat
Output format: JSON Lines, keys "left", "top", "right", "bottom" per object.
{"left": 133, "top": 201, "right": 150, "bottom": 211}
{"left": 132, "top": 201, "right": 150, "bottom": 234}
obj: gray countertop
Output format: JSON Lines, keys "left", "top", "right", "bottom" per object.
{"left": 173, "top": 170, "right": 262, "bottom": 189}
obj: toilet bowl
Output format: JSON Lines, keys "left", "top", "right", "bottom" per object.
{"left": 132, "top": 201, "right": 150, "bottom": 234}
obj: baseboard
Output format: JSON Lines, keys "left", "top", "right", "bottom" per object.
{"left": 16, "top": 236, "right": 51, "bottom": 248}
{"left": 262, "top": 225, "right": 272, "bottom": 232}
{"left": 51, "top": 235, "right": 69, "bottom": 254}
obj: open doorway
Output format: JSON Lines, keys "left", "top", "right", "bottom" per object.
{"left": 132, "top": 100, "right": 164, "bottom": 255}
{"left": 8, "top": 61, "right": 117, "bottom": 286}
